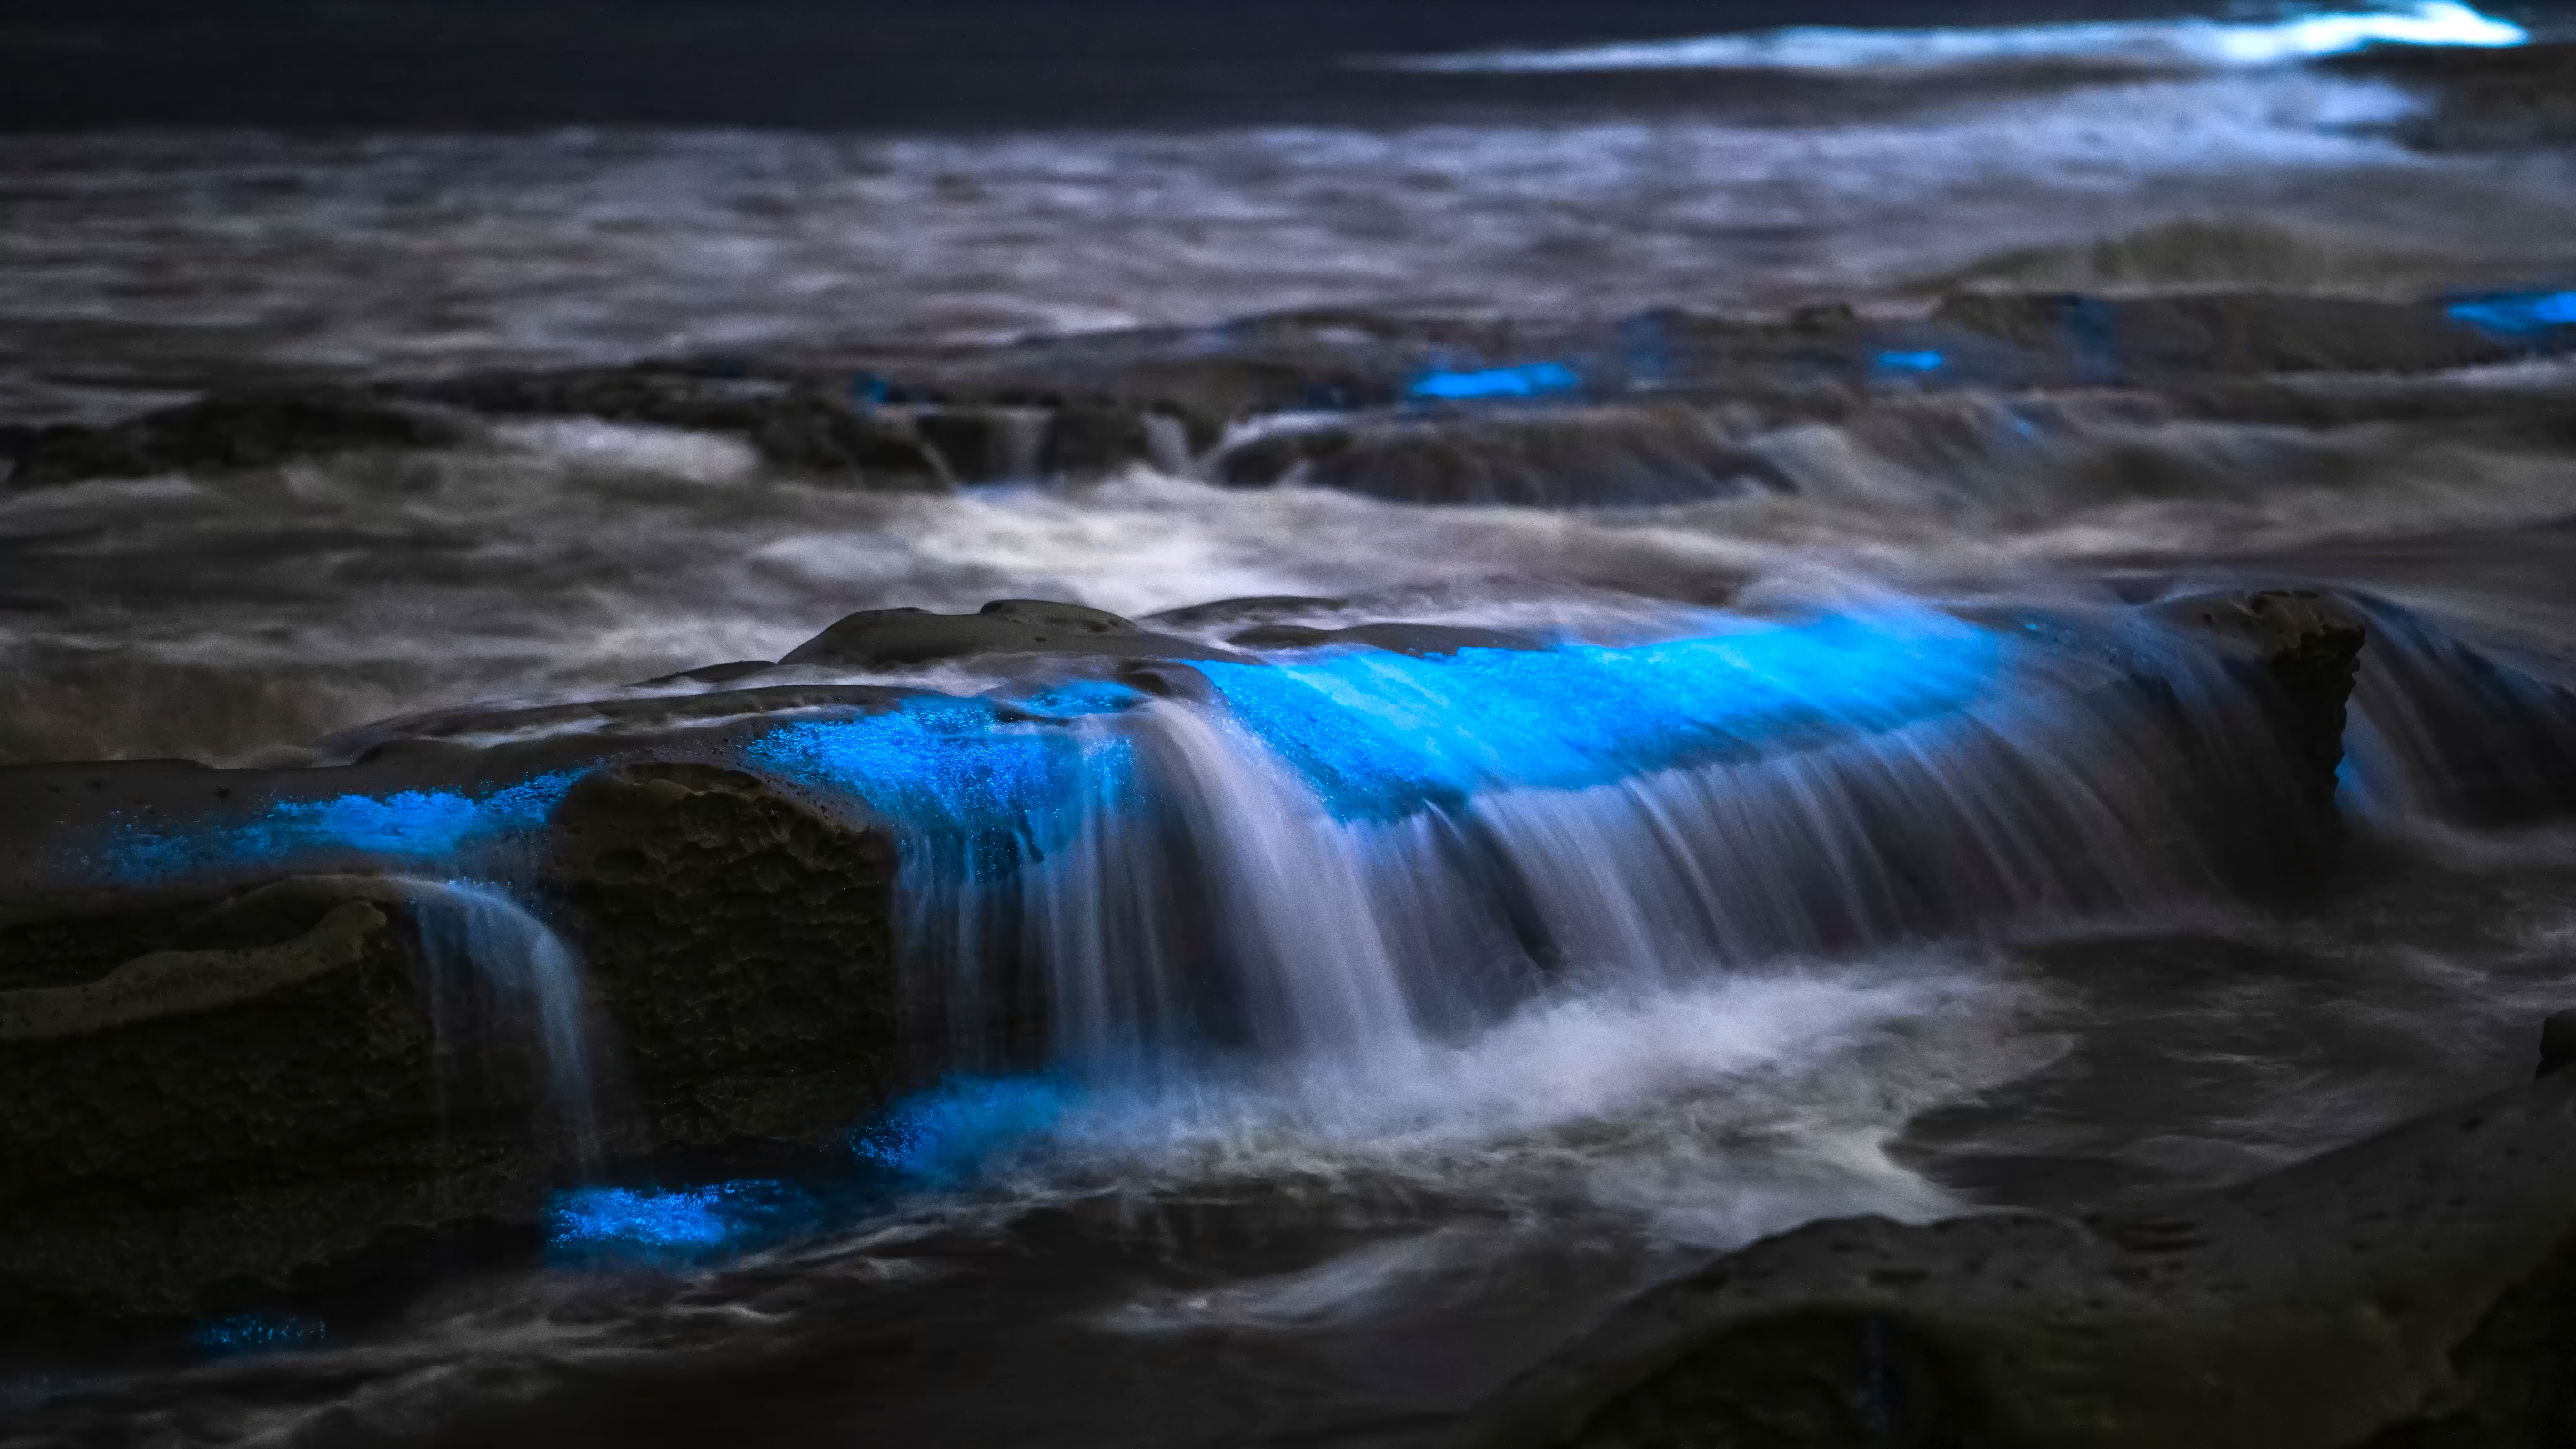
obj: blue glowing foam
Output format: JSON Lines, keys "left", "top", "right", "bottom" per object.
{"left": 548, "top": 1179, "right": 810, "bottom": 1262}
{"left": 744, "top": 697, "right": 1133, "bottom": 876}
{"left": 2448, "top": 291, "right": 2576, "bottom": 338}
{"left": 1407, "top": 361, "right": 1584, "bottom": 402}
{"left": 105, "top": 771, "right": 584, "bottom": 882}
{"left": 1198, "top": 609, "right": 2009, "bottom": 820}
{"left": 194, "top": 1313, "right": 327, "bottom": 1355}
{"left": 1875, "top": 349, "right": 1947, "bottom": 375}
{"left": 852, "top": 1076, "right": 1071, "bottom": 1181}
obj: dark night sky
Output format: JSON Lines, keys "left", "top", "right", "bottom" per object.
{"left": 1, "top": 1, "right": 2569, "bottom": 130}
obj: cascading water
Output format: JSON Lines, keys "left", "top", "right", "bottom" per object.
{"left": 408, "top": 880, "right": 603, "bottom": 1169}
{"left": 755, "top": 601, "right": 2317, "bottom": 1094}
{"left": 2339, "top": 595, "right": 2576, "bottom": 828}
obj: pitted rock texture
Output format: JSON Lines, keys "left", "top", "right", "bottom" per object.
{"left": 0, "top": 880, "right": 549, "bottom": 1330}
{"left": 547, "top": 762, "right": 903, "bottom": 1146}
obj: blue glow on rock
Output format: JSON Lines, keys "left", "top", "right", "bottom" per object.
{"left": 106, "top": 771, "right": 584, "bottom": 882}
{"left": 1200, "top": 610, "right": 2010, "bottom": 821}
{"left": 1876, "top": 349, "right": 1947, "bottom": 375}
{"left": 2448, "top": 291, "right": 2576, "bottom": 338}
{"left": 744, "top": 697, "right": 1133, "bottom": 877}
{"left": 548, "top": 1179, "right": 809, "bottom": 1262}
{"left": 853, "top": 1076, "right": 1072, "bottom": 1181}
{"left": 1407, "top": 361, "right": 1584, "bottom": 402}
{"left": 194, "top": 1313, "right": 326, "bottom": 1355}
{"left": 995, "top": 679, "right": 1152, "bottom": 720}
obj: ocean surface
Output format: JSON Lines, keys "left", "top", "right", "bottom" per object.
{"left": 6, "top": 4, "right": 2576, "bottom": 1445}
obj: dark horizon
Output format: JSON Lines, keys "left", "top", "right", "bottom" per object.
{"left": 5, "top": 0, "right": 2566, "bottom": 132}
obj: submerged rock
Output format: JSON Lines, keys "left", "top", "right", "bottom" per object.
{"left": 2542, "top": 1009, "right": 2576, "bottom": 1079}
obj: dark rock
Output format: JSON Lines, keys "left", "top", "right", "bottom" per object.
{"left": 1228, "top": 621, "right": 1542, "bottom": 656}
{"left": 1473, "top": 1072, "right": 2576, "bottom": 1449}
{"left": 1934, "top": 291, "right": 2517, "bottom": 384}
{"left": 398, "top": 364, "right": 793, "bottom": 430}
{"left": 2151, "top": 589, "right": 2367, "bottom": 892}
{"left": 781, "top": 598, "right": 1251, "bottom": 670}
{"left": 1044, "top": 403, "right": 1158, "bottom": 476}
{"left": 0, "top": 750, "right": 916, "bottom": 1330}
{"left": 632, "top": 660, "right": 777, "bottom": 687}
{"left": 0, "top": 879, "right": 546, "bottom": 1330}
{"left": 7, "top": 389, "right": 474, "bottom": 487}
{"left": 746, "top": 391, "right": 952, "bottom": 488}
{"left": 2542, "top": 1009, "right": 2576, "bottom": 1079}
{"left": 545, "top": 763, "right": 902, "bottom": 1144}
{"left": 1212, "top": 406, "right": 1796, "bottom": 507}
{"left": 1145, "top": 595, "right": 1352, "bottom": 630}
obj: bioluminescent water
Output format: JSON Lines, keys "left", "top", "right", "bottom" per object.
{"left": 1406, "top": 361, "right": 1586, "bottom": 403}
{"left": 102, "top": 773, "right": 583, "bottom": 884}
{"left": 9, "top": 5, "right": 2576, "bottom": 1444}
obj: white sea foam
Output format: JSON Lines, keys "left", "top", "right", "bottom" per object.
{"left": 1388, "top": 2, "right": 2526, "bottom": 75}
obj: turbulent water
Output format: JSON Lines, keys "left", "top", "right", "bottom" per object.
{"left": 8, "top": 4, "right": 2576, "bottom": 1445}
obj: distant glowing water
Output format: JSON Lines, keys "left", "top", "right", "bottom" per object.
{"left": 1389, "top": 2, "right": 2527, "bottom": 74}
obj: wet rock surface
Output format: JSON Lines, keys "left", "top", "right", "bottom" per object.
{"left": 546, "top": 763, "right": 902, "bottom": 1148}
{"left": 10, "top": 288, "right": 2564, "bottom": 505}
{"left": 780, "top": 598, "right": 1251, "bottom": 670}
{"left": 1473, "top": 1063, "right": 2576, "bottom": 1449}
{"left": 0, "top": 583, "right": 2380, "bottom": 1335}
{"left": 2, "top": 388, "right": 474, "bottom": 487}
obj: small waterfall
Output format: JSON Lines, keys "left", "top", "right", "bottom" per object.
{"left": 763, "top": 605, "right": 2318, "bottom": 1090}
{"left": 2339, "top": 597, "right": 2576, "bottom": 828}
{"left": 411, "top": 880, "right": 602, "bottom": 1168}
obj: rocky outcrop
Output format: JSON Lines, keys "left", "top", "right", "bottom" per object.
{"left": 3, "top": 388, "right": 474, "bottom": 487}
{"left": 780, "top": 598, "right": 1250, "bottom": 670}
{"left": 0, "top": 752, "right": 910, "bottom": 1332}
{"left": 0, "top": 879, "right": 539, "bottom": 1330}
{"left": 545, "top": 763, "right": 901, "bottom": 1147}
{"left": 0, "top": 587, "right": 2375, "bottom": 1334}
{"left": 1472, "top": 1060, "right": 2576, "bottom": 1449}
{"left": 1932, "top": 291, "right": 2512, "bottom": 384}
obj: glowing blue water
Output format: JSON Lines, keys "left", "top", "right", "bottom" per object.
{"left": 1199, "top": 610, "right": 2011, "bottom": 822}
{"left": 104, "top": 771, "right": 583, "bottom": 882}
{"left": 2448, "top": 291, "right": 2576, "bottom": 339}
{"left": 548, "top": 1179, "right": 810, "bottom": 1263}
{"left": 852, "top": 1076, "right": 1073, "bottom": 1182}
{"left": 1407, "top": 361, "right": 1584, "bottom": 402}
{"left": 193, "top": 1314, "right": 327, "bottom": 1356}
{"left": 744, "top": 698, "right": 1134, "bottom": 877}
{"left": 1875, "top": 350, "right": 1947, "bottom": 376}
